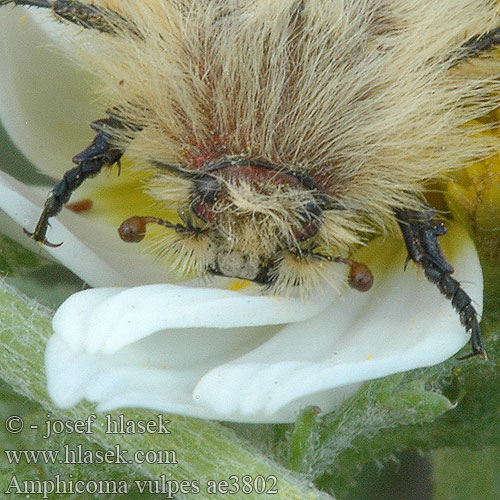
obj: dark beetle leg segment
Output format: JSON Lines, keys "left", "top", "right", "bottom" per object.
{"left": 395, "top": 208, "right": 486, "bottom": 359}
{"left": 447, "top": 25, "right": 500, "bottom": 67}
{"left": 0, "top": 0, "right": 131, "bottom": 34}
{"left": 396, "top": 208, "right": 454, "bottom": 274}
{"left": 25, "top": 109, "right": 137, "bottom": 245}
{"left": 458, "top": 26, "right": 500, "bottom": 63}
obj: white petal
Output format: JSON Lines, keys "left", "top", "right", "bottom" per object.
{"left": 45, "top": 224, "right": 480, "bottom": 422}
{"left": 46, "top": 284, "right": 337, "bottom": 420}
{"left": 0, "top": 171, "right": 179, "bottom": 286}
{"left": 194, "top": 225, "right": 479, "bottom": 418}
{"left": 52, "top": 284, "right": 337, "bottom": 354}
{"left": 0, "top": 7, "right": 98, "bottom": 178}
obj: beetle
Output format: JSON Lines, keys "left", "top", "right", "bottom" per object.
{"left": 2, "top": 0, "right": 499, "bottom": 358}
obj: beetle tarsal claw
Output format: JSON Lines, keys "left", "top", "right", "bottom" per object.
{"left": 22, "top": 228, "right": 63, "bottom": 248}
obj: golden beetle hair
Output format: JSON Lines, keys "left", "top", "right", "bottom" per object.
{"left": 84, "top": 0, "right": 500, "bottom": 293}
{"left": 1, "top": 0, "right": 500, "bottom": 355}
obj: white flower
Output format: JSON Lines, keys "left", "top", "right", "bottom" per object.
{"left": 0, "top": 8, "right": 481, "bottom": 423}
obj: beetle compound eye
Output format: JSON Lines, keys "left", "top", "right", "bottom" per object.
{"left": 293, "top": 199, "right": 323, "bottom": 241}
{"left": 301, "top": 200, "right": 322, "bottom": 221}
{"left": 194, "top": 176, "right": 221, "bottom": 204}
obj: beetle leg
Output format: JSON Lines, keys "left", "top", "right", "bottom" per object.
{"left": 24, "top": 109, "right": 139, "bottom": 246}
{"left": 0, "top": 0, "right": 134, "bottom": 35}
{"left": 395, "top": 207, "right": 486, "bottom": 359}
{"left": 458, "top": 26, "right": 500, "bottom": 62}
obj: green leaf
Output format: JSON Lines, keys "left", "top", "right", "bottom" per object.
{"left": 433, "top": 447, "right": 500, "bottom": 500}
{"left": 0, "top": 234, "right": 43, "bottom": 274}
{"left": 308, "top": 374, "right": 453, "bottom": 480}
{"left": 480, "top": 256, "right": 500, "bottom": 332}
{"left": 0, "top": 232, "right": 84, "bottom": 307}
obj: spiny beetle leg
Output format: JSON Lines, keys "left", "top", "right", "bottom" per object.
{"left": 395, "top": 207, "right": 486, "bottom": 359}
{"left": 0, "top": 0, "right": 133, "bottom": 35}
{"left": 25, "top": 109, "right": 134, "bottom": 246}
{"left": 458, "top": 25, "right": 500, "bottom": 63}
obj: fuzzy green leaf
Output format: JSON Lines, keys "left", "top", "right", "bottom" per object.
{"left": 0, "top": 234, "right": 43, "bottom": 274}
{"left": 433, "top": 447, "right": 500, "bottom": 500}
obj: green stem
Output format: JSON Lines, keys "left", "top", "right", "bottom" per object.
{"left": 288, "top": 406, "right": 322, "bottom": 473}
